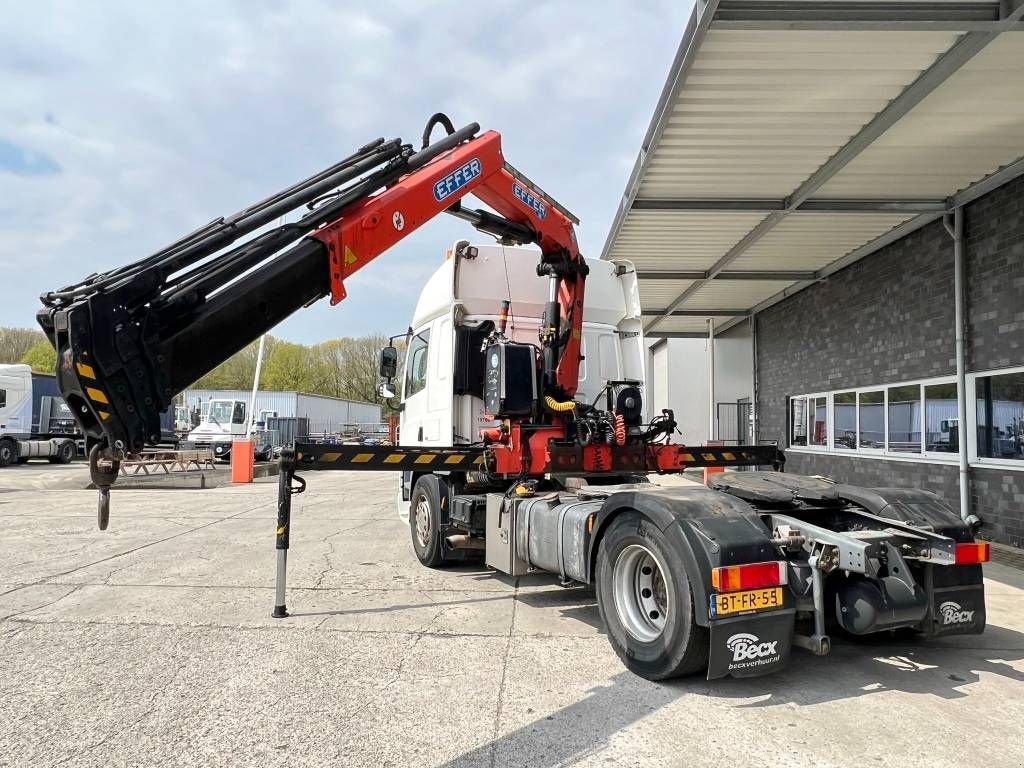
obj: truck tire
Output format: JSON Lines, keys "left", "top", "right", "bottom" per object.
{"left": 52, "top": 441, "right": 75, "bottom": 465}
{"left": 595, "top": 511, "right": 709, "bottom": 680}
{"left": 0, "top": 439, "right": 15, "bottom": 467}
{"left": 409, "top": 474, "right": 450, "bottom": 568}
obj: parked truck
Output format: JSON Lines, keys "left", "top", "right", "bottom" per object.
{"left": 36, "top": 114, "right": 990, "bottom": 680}
{"left": 184, "top": 397, "right": 250, "bottom": 460}
{"left": 0, "top": 364, "right": 79, "bottom": 466}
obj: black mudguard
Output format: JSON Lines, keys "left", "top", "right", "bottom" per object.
{"left": 590, "top": 485, "right": 797, "bottom": 678}
{"left": 707, "top": 609, "right": 795, "bottom": 679}
{"left": 590, "top": 485, "right": 781, "bottom": 627}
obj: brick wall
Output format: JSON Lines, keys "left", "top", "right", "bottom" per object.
{"left": 756, "top": 174, "right": 1024, "bottom": 546}
{"left": 965, "top": 174, "right": 1024, "bottom": 371}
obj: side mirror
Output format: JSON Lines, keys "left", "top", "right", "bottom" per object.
{"left": 377, "top": 382, "right": 396, "bottom": 399}
{"left": 379, "top": 346, "right": 398, "bottom": 380}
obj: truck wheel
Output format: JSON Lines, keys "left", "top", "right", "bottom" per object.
{"left": 595, "top": 511, "right": 709, "bottom": 680}
{"left": 409, "top": 474, "right": 450, "bottom": 568}
{"left": 0, "top": 439, "right": 15, "bottom": 467}
{"left": 54, "top": 441, "right": 75, "bottom": 464}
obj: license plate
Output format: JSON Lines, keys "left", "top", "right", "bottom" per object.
{"left": 710, "top": 587, "right": 783, "bottom": 617}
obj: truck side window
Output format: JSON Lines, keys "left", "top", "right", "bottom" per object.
{"left": 405, "top": 330, "right": 430, "bottom": 399}
{"left": 232, "top": 402, "right": 246, "bottom": 424}
{"left": 0, "top": 388, "right": 5, "bottom": 408}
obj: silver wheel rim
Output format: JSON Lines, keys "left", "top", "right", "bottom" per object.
{"left": 414, "top": 497, "right": 432, "bottom": 549}
{"left": 611, "top": 544, "right": 669, "bottom": 642}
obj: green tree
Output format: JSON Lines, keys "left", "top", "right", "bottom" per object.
{"left": 21, "top": 339, "right": 57, "bottom": 373}
{"left": 192, "top": 336, "right": 279, "bottom": 390}
{"left": 262, "top": 340, "right": 320, "bottom": 391}
{"left": 184, "top": 332, "right": 403, "bottom": 413}
{"left": 0, "top": 327, "right": 45, "bottom": 364}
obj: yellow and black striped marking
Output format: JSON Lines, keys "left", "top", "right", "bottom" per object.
{"left": 659, "top": 444, "right": 783, "bottom": 469}
{"left": 294, "top": 442, "right": 485, "bottom": 471}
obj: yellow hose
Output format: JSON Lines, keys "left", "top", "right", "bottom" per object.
{"left": 544, "top": 395, "right": 576, "bottom": 412}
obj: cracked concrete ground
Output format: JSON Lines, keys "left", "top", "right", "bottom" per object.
{"left": 1, "top": 466, "right": 1023, "bottom": 767}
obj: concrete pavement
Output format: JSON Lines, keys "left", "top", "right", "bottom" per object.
{"left": 1, "top": 466, "right": 1023, "bottom": 767}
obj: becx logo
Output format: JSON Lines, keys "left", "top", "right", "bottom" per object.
{"left": 726, "top": 632, "right": 778, "bottom": 662}
{"left": 938, "top": 601, "right": 974, "bottom": 625}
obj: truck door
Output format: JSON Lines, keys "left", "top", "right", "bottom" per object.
{"left": 401, "top": 326, "right": 432, "bottom": 446}
{"left": 231, "top": 401, "right": 247, "bottom": 438}
{"left": 401, "top": 316, "right": 454, "bottom": 446}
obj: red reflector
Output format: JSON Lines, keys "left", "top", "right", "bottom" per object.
{"left": 955, "top": 541, "right": 990, "bottom": 564}
{"left": 711, "top": 561, "right": 787, "bottom": 593}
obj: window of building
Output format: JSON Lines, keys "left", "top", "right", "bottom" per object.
{"left": 788, "top": 377, "right": 963, "bottom": 462}
{"left": 975, "top": 370, "right": 1024, "bottom": 462}
{"left": 790, "top": 396, "right": 807, "bottom": 446}
{"left": 833, "top": 392, "right": 856, "bottom": 449}
{"left": 858, "top": 390, "right": 884, "bottom": 449}
{"left": 925, "top": 382, "right": 959, "bottom": 454}
{"left": 887, "top": 384, "right": 921, "bottom": 453}
{"left": 810, "top": 396, "right": 828, "bottom": 447}
{"left": 404, "top": 329, "right": 431, "bottom": 399}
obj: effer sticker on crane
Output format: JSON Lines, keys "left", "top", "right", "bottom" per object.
{"left": 433, "top": 158, "right": 482, "bottom": 201}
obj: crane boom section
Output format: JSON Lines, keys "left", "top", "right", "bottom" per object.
{"left": 36, "top": 121, "right": 584, "bottom": 457}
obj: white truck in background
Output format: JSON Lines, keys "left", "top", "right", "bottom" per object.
{"left": 186, "top": 398, "right": 250, "bottom": 461}
{"left": 0, "top": 364, "right": 79, "bottom": 467}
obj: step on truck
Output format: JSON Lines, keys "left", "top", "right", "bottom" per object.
{"left": 0, "top": 364, "right": 79, "bottom": 467}
{"left": 36, "top": 114, "right": 990, "bottom": 680}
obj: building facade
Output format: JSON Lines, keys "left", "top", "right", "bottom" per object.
{"left": 755, "top": 174, "right": 1024, "bottom": 548}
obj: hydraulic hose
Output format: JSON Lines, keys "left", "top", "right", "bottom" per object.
{"left": 544, "top": 395, "right": 576, "bottom": 413}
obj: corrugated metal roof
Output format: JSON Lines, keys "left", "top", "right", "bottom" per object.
{"left": 732, "top": 212, "right": 914, "bottom": 270}
{"left": 603, "top": 0, "right": 1024, "bottom": 337}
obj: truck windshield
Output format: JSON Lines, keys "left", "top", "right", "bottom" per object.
{"left": 207, "top": 401, "right": 234, "bottom": 425}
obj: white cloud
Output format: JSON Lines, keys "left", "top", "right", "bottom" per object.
{"left": 0, "top": 0, "right": 691, "bottom": 341}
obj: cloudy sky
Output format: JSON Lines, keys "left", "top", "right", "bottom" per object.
{"left": 0, "top": 1, "right": 691, "bottom": 344}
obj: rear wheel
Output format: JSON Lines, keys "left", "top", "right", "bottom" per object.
{"left": 51, "top": 441, "right": 75, "bottom": 465}
{"left": 0, "top": 439, "right": 15, "bottom": 467}
{"left": 409, "top": 474, "right": 450, "bottom": 568}
{"left": 595, "top": 511, "right": 708, "bottom": 680}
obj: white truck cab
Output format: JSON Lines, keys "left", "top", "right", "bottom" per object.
{"left": 393, "top": 242, "right": 644, "bottom": 516}
{"left": 186, "top": 398, "right": 248, "bottom": 460}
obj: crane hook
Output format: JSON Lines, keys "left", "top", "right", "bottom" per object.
{"left": 88, "top": 443, "right": 120, "bottom": 531}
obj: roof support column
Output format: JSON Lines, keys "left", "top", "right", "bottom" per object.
{"left": 944, "top": 207, "right": 978, "bottom": 528}
{"left": 707, "top": 319, "right": 715, "bottom": 443}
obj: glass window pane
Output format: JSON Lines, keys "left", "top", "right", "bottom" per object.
{"left": 975, "top": 372, "right": 1024, "bottom": 460}
{"left": 810, "top": 396, "right": 827, "bottom": 446}
{"left": 790, "top": 397, "right": 807, "bottom": 446}
{"left": 858, "top": 391, "right": 884, "bottom": 449}
{"left": 888, "top": 384, "right": 922, "bottom": 453}
{"left": 404, "top": 330, "right": 431, "bottom": 399}
{"left": 924, "top": 383, "right": 959, "bottom": 453}
{"left": 833, "top": 392, "right": 856, "bottom": 449}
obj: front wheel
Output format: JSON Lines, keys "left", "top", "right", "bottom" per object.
{"left": 595, "top": 511, "right": 708, "bottom": 680}
{"left": 409, "top": 474, "right": 450, "bottom": 568}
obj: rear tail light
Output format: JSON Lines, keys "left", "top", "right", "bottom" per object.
{"left": 955, "top": 541, "right": 990, "bottom": 564}
{"left": 711, "top": 561, "right": 787, "bottom": 592}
